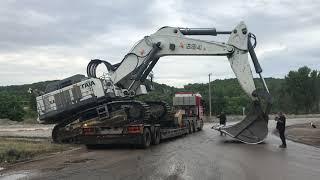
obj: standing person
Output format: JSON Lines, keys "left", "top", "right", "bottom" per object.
{"left": 275, "top": 112, "right": 287, "bottom": 148}
{"left": 217, "top": 112, "right": 227, "bottom": 136}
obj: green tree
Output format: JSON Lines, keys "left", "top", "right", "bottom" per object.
{"left": 0, "top": 93, "right": 25, "bottom": 121}
{"left": 283, "top": 66, "right": 320, "bottom": 114}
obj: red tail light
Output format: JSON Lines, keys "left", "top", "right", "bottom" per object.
{"left": 127, "top": 125, "right": 143, "bottom": 134}
{"left": 82, "top": 127, "right": 95, "bottom": 135}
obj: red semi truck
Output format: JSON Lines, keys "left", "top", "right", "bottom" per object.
{"left": 79, "top": 92, "right": 204, "bottom": 148}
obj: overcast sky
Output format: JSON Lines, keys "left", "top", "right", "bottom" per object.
{"left": 0, "top": 0, "right": 319, "bottom": 87}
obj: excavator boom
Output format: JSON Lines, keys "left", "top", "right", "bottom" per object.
{"left": 104, "top": 21, "right": 271, "bottom": 144}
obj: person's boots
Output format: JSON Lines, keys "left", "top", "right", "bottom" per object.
{"left": 279, "top": 144, "right": 287, "bottom": 148}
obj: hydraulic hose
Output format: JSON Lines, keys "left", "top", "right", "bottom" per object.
{"left": 87, "top": 59, "right": 119, "bottom": 78}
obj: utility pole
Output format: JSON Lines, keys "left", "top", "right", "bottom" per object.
{"left": 208, "top": 73, "right": 212, "bottom": 118}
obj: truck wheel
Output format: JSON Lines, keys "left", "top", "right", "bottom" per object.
{"left": 188, "top": 121, "right": 193, "bottom": 134}
{"left": 192, "top": 121, "right": 196, "bottom": 133}
{"left": 140, "top": 128, "right": 151, "bottom": 148}
{"left": 198, "top": 120, "right": 204, "bottom": 131}
{"left": 152, "top": 127, "right": 161, "bottom": 145}
{"left": 86, "top": 144, "right": 97, "bottom": 149}
{"left": 52, "top": 125, "right": 62, "bottom": 143}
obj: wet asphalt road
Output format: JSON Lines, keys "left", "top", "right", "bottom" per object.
{"left": 2, "top": 122, "right": 320, "bottom": 180}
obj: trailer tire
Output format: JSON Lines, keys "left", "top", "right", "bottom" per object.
{"left": 152, "top": 127, "right": 161, "bottom": 145}
{"left": 86, "top": 144, "right": 97, "bottom": 149}
{"left": 192, "top": 121, "right": 196, "bottom": 133}
{"left": 198, "top": 119, "right": 204, "bottom": 131}
{"left": 52, "top": 125, "right": 62, "bottom": 143}
{"left": 140, "top": 128, "right": 151, "bottom": 148}
{"left": 188, "top": 121, "right": 193, "bottom": 134}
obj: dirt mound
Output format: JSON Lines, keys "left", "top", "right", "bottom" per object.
{"left": 286, "top": 122, "right": 320, "bottom": 148}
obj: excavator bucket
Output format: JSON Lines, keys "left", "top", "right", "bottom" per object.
{"left": 214, "top": 101, "right": 268, "bottom": 144}
{"left": 213, "top": 88, "right": 272, "bottom": 144}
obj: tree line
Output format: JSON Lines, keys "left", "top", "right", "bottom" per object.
{"left": 0, "top": 66, "right": 319, "bottom": 121}
{"left": 141, "top": 66, "right": 320, "bottom": 115}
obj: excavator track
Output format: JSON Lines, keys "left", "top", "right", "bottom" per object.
{"left": 51, "top": 100, "right": 152, "bottom": 143}
{"left": 144, "top": 101, "right": 177, "bottom": 127}
{"left": 106, "top": 100, "right": 151, "bottom": 123}
{"left": 52, "top": 115, "right": 81, "bottom": 143}
{"left": 145, "top": 101, "right": 172, "bottom": 121}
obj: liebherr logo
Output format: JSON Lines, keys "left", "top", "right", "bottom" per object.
{"left": 81, "top": 81, "right": 95, "bottom": 88}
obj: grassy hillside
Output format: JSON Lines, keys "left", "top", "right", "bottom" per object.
{"left": 1, "top": 66, "right": 319, "bottom": 121}
{"left": 183, "top": 78, "right": 284, "bottom": 114}
{"left": 0, "top": 80, "right": 57, "bottom": 121}
{"left": 0, "top": 78, "right": 284, "bottom": 121}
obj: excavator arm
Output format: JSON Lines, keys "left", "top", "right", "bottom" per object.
{"left": 88, "top": 22, "right": 272, "bottom": 144}
{"left": 108, "top": 22, "right": 258, "bottom": 100}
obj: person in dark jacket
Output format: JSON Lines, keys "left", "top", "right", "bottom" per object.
{"left": 275, "top": 112, "right": 286, "bottom": 148}
{"left": 217, "top": 112, "right": 227, "bottom": 136}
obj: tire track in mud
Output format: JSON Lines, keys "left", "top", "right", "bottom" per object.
{"left": 4, "top": 123, "right": 320, "bottom": 180}
{"left": 138, "top": 126, "right": 221, "bottom": 180}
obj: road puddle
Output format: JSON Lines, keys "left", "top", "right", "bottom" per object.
{"left": 64, "top": 158, "right": 94, "bottom": 164}
{"left": 0, "top": 171, "right": 34, "bottom": 180}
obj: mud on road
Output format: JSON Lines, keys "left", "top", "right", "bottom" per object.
{"left": 0, "top": 124, "right": 53, "bottom": 138}
{"left": 1, "top": 120, "right": 320, "bottom": 180}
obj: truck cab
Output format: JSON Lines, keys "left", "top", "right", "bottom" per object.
{"left": 173, "top": 92, "right": 204, "bottom": 132}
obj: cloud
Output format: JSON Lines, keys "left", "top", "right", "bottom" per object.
{"left": 0, "top": 0, "right": 319, "bottom": 87}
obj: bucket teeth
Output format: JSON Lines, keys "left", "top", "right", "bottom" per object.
{"left": 213, "top": 100, "right": 269, "bottom": 144}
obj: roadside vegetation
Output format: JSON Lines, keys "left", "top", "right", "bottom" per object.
{"left": 139, "top": 66, "right": 320, "bottom": 115}
{"left": 0, "top": 137, "right": 70, "bottom": 164}
{"left": 0, "top": 80, "right": 56, "bottom": 122}
{"left": 0, "top": 66, "right": 319, "bottom": 122}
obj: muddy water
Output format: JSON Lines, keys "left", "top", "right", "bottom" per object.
{"left": 0, "top": 171, "right": 34, "bottom": 180}
{"left": 1, "top": 120, "right": 320, "bottom": 180}
{"left": 0, "top": 124, "right": 53, "bottom": 138}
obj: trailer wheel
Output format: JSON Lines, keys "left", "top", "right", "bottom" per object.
{"left": 52, "top": 125, "right": 62, "bottom": 143}
{"left": 152, "top": 127, "right": 161, "bottom": 145}
{"left": 198, "top": 119, "right": 204, "bottom": 131}
{"left": 188, "top": 121, "right": 192, "bottom": 134}
{"left": 140, "top": 128, "right": 151, "bottom": 148}
{"left": 86, "top": 144, "right": 97, "bottom": 149}
{"left": 192, "top": 121, "right": 196, "bottom": 133}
